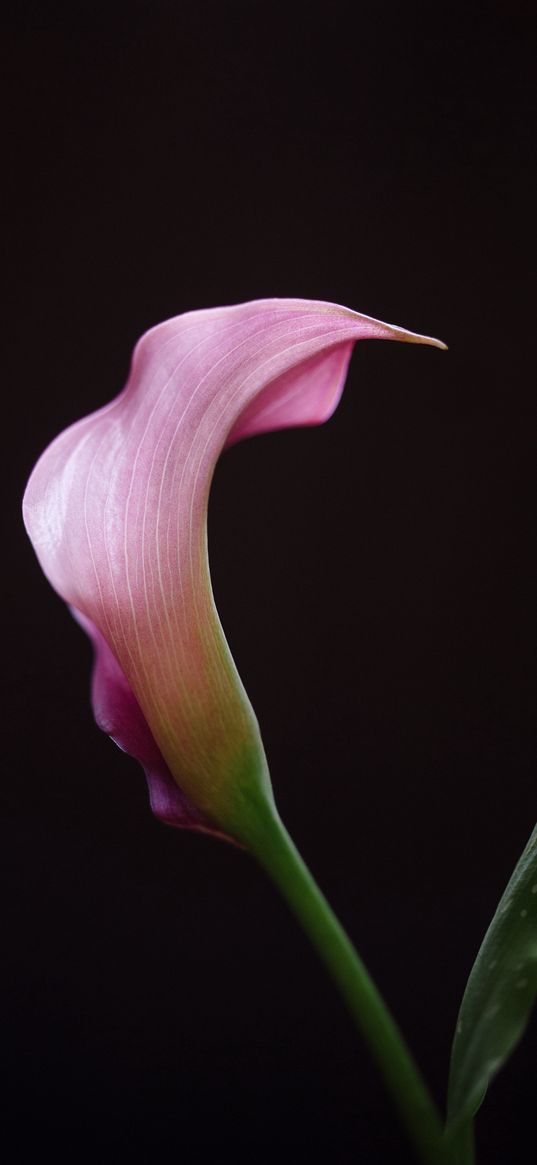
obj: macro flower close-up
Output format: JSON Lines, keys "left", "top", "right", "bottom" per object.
{"left": 23, "top": 299, "right": 445, "bottom": 848}
{"left": 6, "top": 5, "right": 534, "bottom": 1164}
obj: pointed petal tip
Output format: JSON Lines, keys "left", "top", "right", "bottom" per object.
{"left": 315, "top": 300, "right": 447, "bottom": 351}
{"left": 425, "top": 335, "right": 448, "bottom": 351}
{"left": 377, "top": 321, "right": 448, "bottom": 351}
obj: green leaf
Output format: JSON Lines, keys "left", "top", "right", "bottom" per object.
{"left": 447, "top": 824, "right": 537, "bottom": 1137}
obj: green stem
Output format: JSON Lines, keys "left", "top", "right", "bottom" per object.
{"left": 445, "top": 1120, "right": 476, "bottom": 1165}
{"left": 246, "top": 806, "right": 451, "bottom": 1165}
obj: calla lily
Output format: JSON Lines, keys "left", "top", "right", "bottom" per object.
{"left": 23, "top": 298, "right": 445, "bottom": 847}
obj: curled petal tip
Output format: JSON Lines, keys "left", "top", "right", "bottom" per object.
{"left": 322, "top": 301, "right": 447, "bottom": 351}
{"left": 420, "top": 334, "right": 448, "bottom": 351}
{"left": 368, "top": 319, "right": 448, "bottom": 350}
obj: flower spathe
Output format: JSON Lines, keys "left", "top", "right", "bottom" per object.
{"left": 23, "top": 299, "right": 445, "bottom": 845}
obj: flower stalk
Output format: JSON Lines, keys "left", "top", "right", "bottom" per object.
{"left": 245, "top": 802, "right": 452, "bottom": 1165}
{"left": 23, "top": 297, "right": 450, "bottom": 1162}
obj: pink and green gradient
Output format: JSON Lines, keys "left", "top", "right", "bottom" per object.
{"left": 23, "top": 298, "right": 445, "bottom": 845}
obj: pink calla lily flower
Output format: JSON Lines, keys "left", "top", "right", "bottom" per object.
{"left": 23, "top": 299, "right": 445, "bottom": 847}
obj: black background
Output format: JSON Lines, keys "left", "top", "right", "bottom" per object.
{"left": 3, "top": 2, "right": 535, "bottom": 1162}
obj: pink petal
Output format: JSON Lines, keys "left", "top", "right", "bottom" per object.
{"left": 71, "top": 608, "right": 230, "bottom": 839}
{"left": 23, "top": 298, "right": 444, "bottom": 842}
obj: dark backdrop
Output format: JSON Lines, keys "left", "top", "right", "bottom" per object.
{"left": 3, "top": 3, "right": 535, "bottom": 1162}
